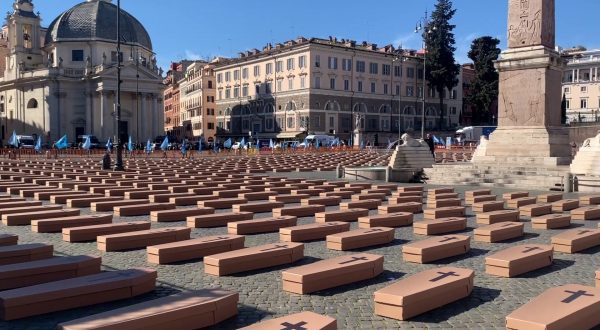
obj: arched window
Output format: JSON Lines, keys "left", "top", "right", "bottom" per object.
{"left": 352, "top": 103, "right": 367, "bottom": 113}
{"left": 264, "top": 103, "right": 275, "bottom": 113}
{"left": 426, "top": 107, "right": 439, "bottom": 116}
{"left": 402, "top": 106, "right": 415, "bottom": 116}
{"left": 27, "top": 99, "right": 38, "bottom": 109}
{"left": 379, "top": 105, "right": 390, "bottom": 114}
{"left": 324, "top": 100, "right": 340, "bottom": 111}
{"left": 286, "top": 101, "right": 297, "bottom": 111}
{"left": 225, "top": 107, "right": 232, "bottom": 116}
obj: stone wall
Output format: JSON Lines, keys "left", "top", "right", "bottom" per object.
{"left": 568, "top": 125, "right": 600, "bottom": 146}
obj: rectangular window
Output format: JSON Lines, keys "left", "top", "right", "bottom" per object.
{"left": 382, "top": 64, "right": 391, "bottom": 76}
{"left": 225, "top": 72, "right": 231, "bottom": 82}
{"left": 418, "top": 87, "right": 424, "bottom": 98}
{"left": 581, "top": 98, "right": 588, "bottom": 109}
{"left": 299, "top": 55, "right": 306, "bottom": 68}
{"left": 72, "top": 50, "right": 84, "bottom": 62}
{"left": 328, "top": 57, "right": 338, "bottom": 70}
{"left": 356, "top": 61, "right": 366, "bottom": 73}
{"left": 582, "top": 86, "right": 588, "bottom": 92}
{"left": 358, "top": 81, "right": 363, "bottom": 92}
{"left": 266, "top": 118, "right": 274, "bottom": 130}
{"left": 242, "top": 68, "right": 248, "bottom": 79}
{"left": 253, "top": 65, "right": 260, "bottom": 77}
{"left": 315, "top": 55, "right": 321, "bottom": 68}
{"left": 342, "top": 59, "right": 352, "bottom": 71}
{"left": 277, "top": 80, "right": 282, "bottom": 92}
{"left": 300, "top": 76, "right": 306, "bottom": 88}
{"left": 276, "top": 60, "right": 283, "bottom": 72}
{"left": 330, "top": 78, "right": 336, "bottom": 90}
{"left": 225, "top": 88, "right": 231, "bottom": 99}
{"left": 315, "top": 76, "right": 321, "bottom": 89}
{"left": 287, "top": 117, "right": 295, "bottom": 128}
{"left": 217, "top": 73, "right": 222, "bottom": 83}
{"left": 395, "top": 84, "right": 400, "bottom": 96}
{"left": 371, "top": 82, "right": 376, "bottom": 93}
{"left": 266, "top": 63, "right": 273, "bottom": 75}
{"left": 406, "top": 86, "right": 414, "bottom": 97}
{"left": 255, "top": 84, "right": 261, "bottom": 94}
{"left": 242, "top": 86, "right": 248, "bottom": 97}
{"left": 218, "top": 90, "right": 222, "bottom": 100}
{"left": 383, "top": 84, "right": 388, "bottom": 95}
{"left": 394, "top": 65, "right": 402, "bottom": 77}
{"left": 233, "top": 70, "right": 239, "bottom": 80}
{"left": 329, "top": 116, "right": 334, "bottom": 127}
{"left": 110, "top": 51, "right": 122, "bottom": 63}
{"left": 564, "top": 87, "right": 570, "bottom": 94}
{"left": 344, "top": 79, "right": 350, "bottom": 91}
{"left": 208, "top": 123, "right": 215, "bottom": 130}
{"left": 369, "top": 62, "right": 378, "bottom": 74}
{"left": 407, "top": 67, "right": 415, "bottom": 78}
{"left": 566, "top": 99, "right": 570, "bottom": 109}
{"left": 287, "top": 58, "right": 295, "bottom": 70}
{"left": 266, "top": 82, "right": 272, "bottom": 94}
{"left": 418, "top": 68, "right": 424, "bottom": 79}
{"left": 288, "top": 77, "right": 293, "bottom": 90}
{"left": 208, "top": 81, "right": 213, "bottom": 89}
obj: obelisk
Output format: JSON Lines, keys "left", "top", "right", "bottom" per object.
{"left": 473, "top": 0, "right": 570, "bottom": 166}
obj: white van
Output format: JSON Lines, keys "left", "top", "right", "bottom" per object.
{"left": 16, "top": 135, "right": 35, "bottom": 149}
{"left": 299, "top": 135, "right": 336, "bottom": 147}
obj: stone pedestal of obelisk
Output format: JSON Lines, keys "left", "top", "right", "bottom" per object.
{"left": 473, "top": 0, "right": 571, "bottom": 166}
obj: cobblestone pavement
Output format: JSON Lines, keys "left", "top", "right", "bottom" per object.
{"left": 1, "top": 171, "right": 599, "bottom": 329}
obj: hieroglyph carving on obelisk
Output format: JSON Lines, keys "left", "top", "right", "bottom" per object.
{"left": 507, "top": 0, "right": 555, "bottom": 49}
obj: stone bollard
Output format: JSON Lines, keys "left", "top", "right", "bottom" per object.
{"left": 385, "top": 166, "right": 392, "bottom": 182}
{"left": 336, "top": 164, "right": 344, "bottom": 179}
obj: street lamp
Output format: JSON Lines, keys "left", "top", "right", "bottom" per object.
{"left": 415, "top": 10, "right": 435, "bottom": 140}
{"left": 392, "top": 50, "right": 406, "bottom": 144}
{"left": 114, "top": 0, "right": 124, "bottom": 171}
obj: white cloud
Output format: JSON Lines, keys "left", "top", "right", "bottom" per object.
{"left": 393, "top": 32, "right": 421, "bottom": 50}
{"left": 184, "top": 50, "right": 204, "bottom": 61}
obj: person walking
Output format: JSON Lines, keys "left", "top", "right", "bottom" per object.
{"left": 425, "top": 134, "right": 435, "bottom": 155}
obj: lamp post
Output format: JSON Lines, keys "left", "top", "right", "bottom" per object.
{"left": 415, "top": 10, "right": 435, "bottom": 140}
{"left": 392, "top": 50, "right": 405, "bottom": 144}
{"left": 114, "top": 0, "right": 124, "bottom": 171}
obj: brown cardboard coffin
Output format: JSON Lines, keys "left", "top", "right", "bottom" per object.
{"left": 0, "top": 268, "right": 157, "bottom": 321}
{"left": 537, "top": 193, "right": 563, "bottom": 203}
{"left": 301, "top": 196, "right": 342, "bottom": 207}
{"left": 397, "top": 186, "right": 424, "bottom": 193}
{"left": 352, "top": 193, "right": 387, "bottom": 202}
{"left": 280, "top": 222, "right": 351, "bottom": 242}
{"left": 464, "top": 189, "right": 492, "bottom": 199}
{"left": 358, "top": 213, "right": 413, "bottom": 228}
{"left": 474, "top": 222, "right": 524, "bottom": 243}
{"left": 58, "top": 289, "right": 238, "bottom": 330}
{"left": 485, "top": 244, "right": 553, "bottom": 277}
{"left": 476, "top": 210, "right": 520, "bottom": 225}
{"left": 503, "top": 191, "right": 529, "bottom": 200}
{"left": 91, "top": 199, "right": 145, "bottom": 212}
{"left": 199, "top": 198, "right": 248, "bottom": 209}
{"left": 320, "top": 191, "right": 353, "bottom": 199}
{"left": 580, "top": 195, "right": 600, "bottom": 206}
{"left": 340, "top": 199, "right": 382, "bottom": 210}
{"left": 228, "top": 216, "right": 297, "bottom": 235}
{"left": 505, "top": 284, "right": 600, "bottom": 330}
{"left": 233, "top": 201, "right": 284, "bottom": 213}
{"left": 3, "top": 209, "right": 81, "bottom": 226}
{"left": 239, "top": 191, "right": 278, "bottom": 201}
{"left": 97, "top": 227, "right": 191, "bottom": 252}
{"left": 0, "top": 205, "right": 62, "bottom": 217}
{"left": 571, "top": 206, "right": 600, "bottom": 220}
{"left": 0, "top": 255, "right": 101, "bottom": 290}
{"left": 282, "top": 253, "right": 384, "bottom": 294}
{"left": 402, "top": 235, "right": 470, "bottom": 264}
{"left": 67, "top": 196, "right": 122, "bottom": 208}
{"left": 413, "top": 217, "right": 467, "bottom": 236}
{"left": 326, "top": 227, "right": 394, "bottom": 251}
{"left": 273, "top": 205, "right": 326, "bottom": 218}
{"left": 392, "top": 191, "right": 422, "bottom": 198}
{"left": 428, "top": 198, "right": 462, "bottom": 208}
{"left": 465, "top": 195, "right": 497, "bottom": 205}
{"left": 423, "top": 206, "right": 466, "bottom": 220}
{"left": 51, "top": 193, "right": 101, "bottom": 204}
{"left": 150, "top": 207, "right": 214, "bottom": 222}
{"left": 374, "top": 267, "right": 474, "bottom": 320}
{"left": 149, "top": 192, "right": 195, "bottom": 203}
{"left": 531, "top": 214, "right": 571, "bottom": 229}
{"left": 315, "top": 208, "right": 369, "bottom": 222}
{"left": 215, "top": 189, "right": 253, "bottom": 198}
{"left": 170, "top": 195, "right": 218, "bottom": 206}
{"left": 472, "top": 200, "right": 504, "bottom": 213}
{"left": 204, "top": 242, "right": 304, "bottom": 276}
{"left": 147, "top": 235, "right": 245, "bottom": 264}
{"left": 426, "top": 193, "right": 459, "bottom": 204}
{"left": 0, "top": 201, "right": 42, "bottom": 209}
{"left": 292, "top": 189, "right": 325, "bottom": 197}
{"left": 427, "top": 188, "right": 454, "bottom": 197}
{"left": 32, "top": 214, "right": 113, "bottom": 233}
{"left": 552, "top": 199, "right": 580, "bottom": 212}
{"left": 239, "top": 311, "right": 336, "bottom": 330}
{"left": 378, "top": 202, "right": 422, "bottom": 214}
{"left": 187, "top": 211, "right": 253, "bottom": 228}
{"left": 507, "top": 197, "right": 537, "bottom": 209}
{"left": 63, "top": 221, "right": 151, "bottom": 242}
{"left": 269, "top": 194, "right": 310, "bottom": 203}
{"left": 0, "top": 243, "right": 53, "bottom": 266}
{"left": 115, "top": 203, "right": 176, "bottom": 217}
{"left": 389, "top": 196, "right": 422, "bottom": 204}
{"left": 519, "top": 203, "right": 552, "bottom": 217}
{"left": 551, "top": 228, "right": 600, "bottom": 253}
{"left": 0, "top": 234, "right": 17, "bottom": 247}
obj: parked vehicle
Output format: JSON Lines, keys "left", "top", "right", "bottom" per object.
{"left": 299, "top": 135, "right": 336, "bottom": 147}
{"left": 455, "top": 126, "right": 496, "bottom": 143}
{"left": 76, "top": 135, "right": 101, "bottom": 149}
{"left": 16, "top": 135, "right": 35, "bottom": 149}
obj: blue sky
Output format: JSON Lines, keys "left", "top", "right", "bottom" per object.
{"left": 4, "top": 0, "right": 599, "bottom": 70}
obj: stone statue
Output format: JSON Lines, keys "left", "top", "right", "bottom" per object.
{"left": 85, "top": 55, "right": 91, "bottom": 67}
{"left": 354, "top": 114, "right": 362, "bottom": 132}
{"left": 400, "top": 133, "right": 424, "bottom": 147}
{"left": 58, "top": 57, "right": 63, "bottom": 68}
{"left": 102, "top": 52, "right": 107, "bottom": 65}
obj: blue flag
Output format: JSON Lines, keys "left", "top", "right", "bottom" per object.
{"left": 55, "top": 135, "right": 68, "bottom": 149}
{"left": 255, "top": 139, "right": 261, "bottom": 150}
{"left": 269, "top": 139, "right": 274, "bottom": 149}
{"left": 8, "top": 130, "right": 18, "bottom": 148}
{"left": 127, "top": 136, "right": 134, "bottom": 152}
{"left": 106, "top": 137, "right": 113, "bottom": 152}
{"left": 360, "top": 139, "right": 365, "bottom": 150}
{"left": 181, "top": 141, "right": 187, "bottom": 155}
{"left": 303, "top": 138, "right": 308, "bottom": 149}
{"left": 315, "top": 139, "right": 321, "bottom": 150}
{"left": 34, "top": 136, "right": 42, "bottom": 153}
{"left": 160, "top": 136, "right": 169, "bottom": 151}
{"left": 82, "top": 136, "right": 92, "bottom": 150}
{"left": 223, "top": 138, "right": 232, "bottom": 149}
{"left": 146, "top": 139, "right": 152, "bottom": 154}
{"left": 198, "top": 139, "right": 203, "bottom": 152}
{"left": 240, "top": 137, "right": 246, "bottom": 149}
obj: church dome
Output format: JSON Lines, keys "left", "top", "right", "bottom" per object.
{"left": 44, "top": 0, "right": 152, "bottom": 50}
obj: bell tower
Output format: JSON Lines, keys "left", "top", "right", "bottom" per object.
{"left": 5, "top": 0, "right": 43, "bottom": 76}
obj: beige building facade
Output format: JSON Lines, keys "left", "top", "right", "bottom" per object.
{"left": 562, "top": 48, "right": 600, "bottom": 124}
{"left": 179, "top": 62, "right": 216, "bottom": 142}
{"left": 214, "top": 37, "right": 462, "bottom": 144}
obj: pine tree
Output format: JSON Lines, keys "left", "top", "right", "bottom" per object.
{"left": 561, "top": 93, "right": 567, "bottom": 125}
{"left": 467, "top": 36, "right": 501, "bottom": 125}
{"left": 425, "top": 0, "right": 460, "bottom": 130}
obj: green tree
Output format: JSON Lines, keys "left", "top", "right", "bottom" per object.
{"left": 425, "top": 0, "right": 460, "bottom": 130}
{"left": 467, "top": 36, "right": 501, "bottom": 125}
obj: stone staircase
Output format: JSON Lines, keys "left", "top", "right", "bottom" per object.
{"left": 425, "top": 163, "right": 570, "bottom": 191}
